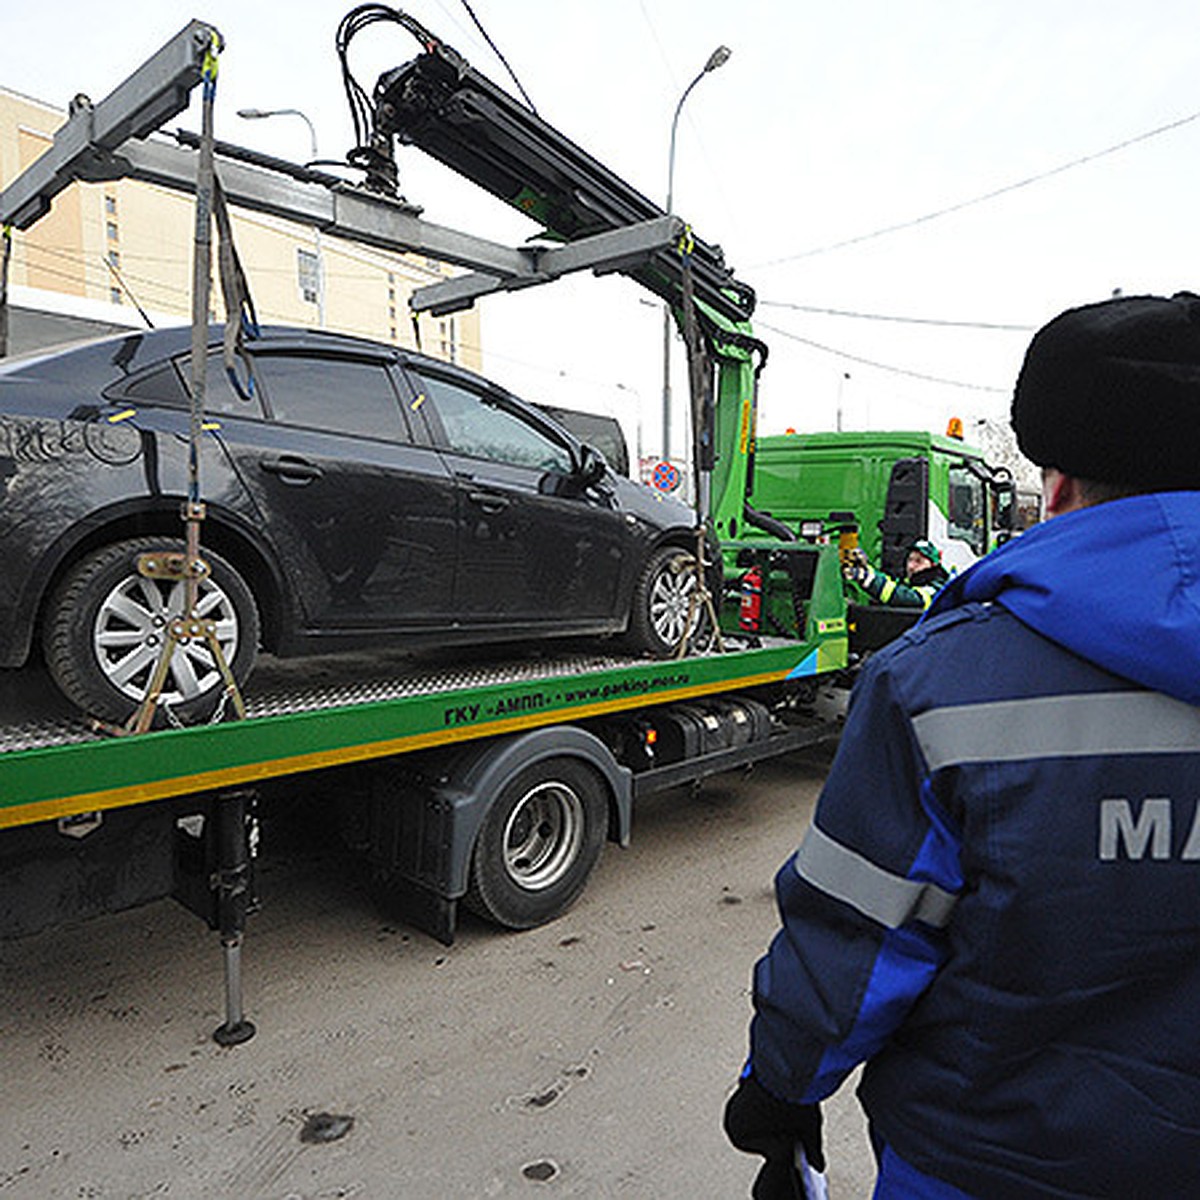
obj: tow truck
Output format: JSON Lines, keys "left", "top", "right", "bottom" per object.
{"left": 0, "top": 13, "right": 852, "bottom": 1041}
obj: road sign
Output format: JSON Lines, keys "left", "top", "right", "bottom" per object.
{"left": 651, "top": 460, "right": 681, "bottom": 493}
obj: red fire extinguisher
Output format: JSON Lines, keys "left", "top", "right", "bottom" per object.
{"left": 739, "top": 565, "right": 763, "bottom": 632}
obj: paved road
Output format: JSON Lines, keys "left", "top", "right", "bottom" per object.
{"left": 0, "top": 747, "right": 877, "bottom": 1198}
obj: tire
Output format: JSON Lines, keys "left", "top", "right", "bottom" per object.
{"left": 465, "top": 757, "right": 608, "bottom": 930}
{"left": 43, "top": 537, "right": 260, "bottom": 726}
{"left": 625, "top": 544, "right": 714, "bottom": 658}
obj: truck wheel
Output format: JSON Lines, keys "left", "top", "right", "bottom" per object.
{"left": 626, "top": 545, "right": 712, "bottom": 658}
{"left": 43, "top": 537, "right": 259, "bottom": 726}
{"left": 465, "top": 758, "right": 608, "bottom": 929}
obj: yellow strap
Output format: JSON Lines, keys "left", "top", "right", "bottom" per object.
{"left": 201, "top": 29, "right": 221, "bottom": 82}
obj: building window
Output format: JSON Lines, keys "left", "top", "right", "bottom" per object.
{"left": 104, "top": 195, "right": 117, "bottom": 215}
{"left": 388, "top": 287, "right": 395, "bottom": 302}
{"left": 107, "top": 250, "right": 120, "bottom": 268}
{"left": 297, "top": 248, "right": 320, "bottom": 305}
{"left": 110, "top": 287, "right": 123, "bottom": 305}
{"left": 390, "top": 326, "right": 397, "bottom": 341}
{"left": 106, "top": 221, "right": 119, "bottom": 241}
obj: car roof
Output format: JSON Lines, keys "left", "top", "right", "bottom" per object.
{"left": 0, "top": 324, "right": 486, "bottom": 390}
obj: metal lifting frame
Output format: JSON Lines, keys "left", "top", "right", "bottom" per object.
{"left": 0, "top": 22, "right": 697, "bottom": 318}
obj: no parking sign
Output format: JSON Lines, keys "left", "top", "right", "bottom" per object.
{"left": 650, "top": 460, "right": 681, "bottom": 493}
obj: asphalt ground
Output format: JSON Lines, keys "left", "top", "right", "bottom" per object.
{"left": 0, "top": 746, "right": 878, "bottom": 1198}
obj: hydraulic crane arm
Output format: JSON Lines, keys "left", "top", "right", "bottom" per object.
{"left": 361, "top": 25, "right": 756, "bottom": 326}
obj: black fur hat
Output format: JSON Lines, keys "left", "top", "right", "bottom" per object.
{"left": 1011, "top": 291, "right": 1200, "bottom": 488}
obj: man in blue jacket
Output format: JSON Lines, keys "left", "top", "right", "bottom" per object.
{"left": 724, "top": 292, "right": 1200, "bottom": 1198}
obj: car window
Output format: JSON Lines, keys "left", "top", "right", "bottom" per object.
{"left": 416, "top": 372, "right": 572, "bottom": 472}
{"left": 120, "top": 355, "right": 266, "bottom": 418}
{"left": 534, "top": 404, "right": 628, "bottom": 475}
{"left": 254, "top": 354, "right": 408, "bottom": 440}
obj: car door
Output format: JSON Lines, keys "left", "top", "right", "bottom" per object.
{"left": 403, "top": 366, "right": 629, "bottom": 627}
{"left": 218, "top": 345, "right": 458, "bottom": 631}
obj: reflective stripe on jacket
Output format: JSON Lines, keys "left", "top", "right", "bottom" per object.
{"left": 858, "top": 562, "right": 947, "bottom": 610}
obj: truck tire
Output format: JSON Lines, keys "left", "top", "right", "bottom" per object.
{"left": 625, "top": 544, "right": 713, "bottom": 658}
{"left": 43, "top": 537, "right": 259, "bottom": 726}
{"left": 465, "top": 757, "right": 608, "bottom": 929}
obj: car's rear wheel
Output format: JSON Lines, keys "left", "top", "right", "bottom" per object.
{"left": 43, "top": 537, "right": 259, "bottom": 725}
{"left": 625, "top": 544, "right": 714, "bottom": 658}
{"left": 464, "top": 757, "right": 608, "bottom": 929}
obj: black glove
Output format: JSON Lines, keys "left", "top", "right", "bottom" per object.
{"left": 724, "top": 1073, "right": 824, "bottom": 1199}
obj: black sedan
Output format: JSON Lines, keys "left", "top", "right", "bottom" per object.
{"left": 0, "top": 327, "right": 709, "bottom": 724}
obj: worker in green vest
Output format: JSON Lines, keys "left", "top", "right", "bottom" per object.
{"left": 844, "top": 538, "right": 949, "bottom": 609}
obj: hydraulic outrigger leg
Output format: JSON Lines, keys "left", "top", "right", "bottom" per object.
{"left": 210, "top": 789, "right": 257, "bottom": 1045}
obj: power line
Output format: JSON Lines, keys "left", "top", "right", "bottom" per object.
{"left": 756, "top": 319, "right": 1007, "bottom": 393}
{"left": 458, "top": 0, "right": 537, "bottom": 114}
{"left": 759, "top": 299, "right": 1034, "bottom": 331}
{"left": 754, "top": 107, "right": 1200, "bottom": 268}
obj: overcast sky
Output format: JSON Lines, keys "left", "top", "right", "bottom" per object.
{"left": 7, "top": 1, "right": 1199, "bottom": 461}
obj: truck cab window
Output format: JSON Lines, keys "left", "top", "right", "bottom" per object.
{"left": 947, "top": 465, "right": 986, "bottom": 555}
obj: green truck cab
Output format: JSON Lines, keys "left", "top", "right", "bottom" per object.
{"left": 720, "top": 428, "right": 1029, "bottom": 656}
{"left": 750, "top": 428, "right": 1020, "bottom": 576}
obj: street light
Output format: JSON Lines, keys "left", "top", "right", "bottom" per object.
{"left": 661, "top": 46, "right": 731, "bottom": 462}
{"left": 237, "top": 107, "right": 325, "bottom": 327}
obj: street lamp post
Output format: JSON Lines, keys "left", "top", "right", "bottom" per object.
{"left": 836, "top": 371, "right": 850, "bottom": 432}
{"left": 661, "top": 45, "right": 731, "bottom": 462}
{"left": 237, "top": 107, "right": 325, "bottom": 327}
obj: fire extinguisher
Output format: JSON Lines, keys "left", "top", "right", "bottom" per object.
{"left": 739, "top": 565, "right": 763, "bottom": 632}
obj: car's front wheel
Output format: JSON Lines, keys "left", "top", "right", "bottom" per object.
{"left": 43, "top": 536, "right": 259, "bottom": 725}
{"left": 625, "top": 544, "right": 714, "bottom": 658}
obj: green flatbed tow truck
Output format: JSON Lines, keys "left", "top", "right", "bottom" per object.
{"left": 0, "top": 638, "right": 844, "bottom": 1040}
{"left": 0, "top": 15, "right": 853, "bottom": 1040}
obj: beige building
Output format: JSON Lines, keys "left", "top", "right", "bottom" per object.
{"left": 0, "top": 86, "right": 481, "bottom": 367}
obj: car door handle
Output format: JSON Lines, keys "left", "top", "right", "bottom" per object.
{"left": 467, "top": 490, "right": 510, "bottom": 514}
{"left": 259, "top": 455, "right": 323, "bottom": 483}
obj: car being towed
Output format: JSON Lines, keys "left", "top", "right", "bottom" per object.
{"left": 0, "top": 326, "right": 709, "bottom": 724}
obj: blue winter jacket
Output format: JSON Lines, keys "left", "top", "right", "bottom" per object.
{"left": 747, "top": 492, "right": 1200, "bottom": 1198}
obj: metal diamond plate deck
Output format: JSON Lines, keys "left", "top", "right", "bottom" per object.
{"left": 0, "top": 647, "right": 656, "bottom": 755}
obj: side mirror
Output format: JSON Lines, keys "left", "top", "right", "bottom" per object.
{"left": 993, "top": 479, "right": 1016, "bottom": 531}
{"left": 575, "top": 443, "right": 608, "bottom": 488}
